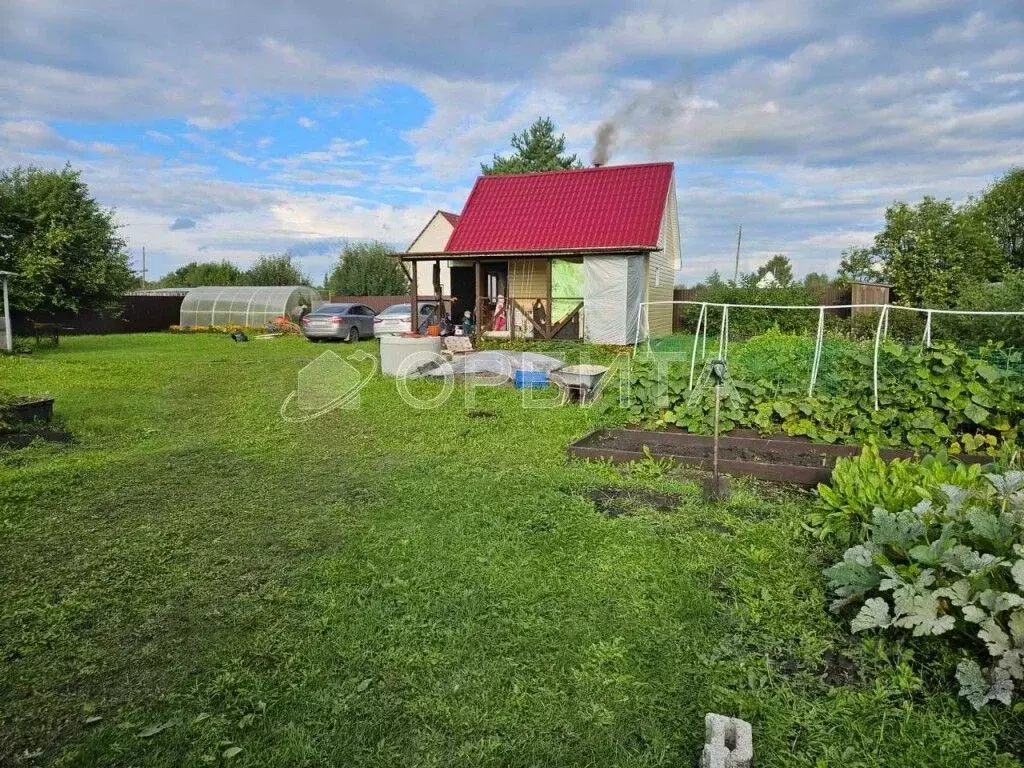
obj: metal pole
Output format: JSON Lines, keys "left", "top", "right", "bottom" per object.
{"left": 713, "top": 382, "right": 721, "bottom": 481}
{"left": 732, "top": 224, "right": 742, "bottom": 283}
{"left": 2, "top": 277, "right": 11, "bottom": 353}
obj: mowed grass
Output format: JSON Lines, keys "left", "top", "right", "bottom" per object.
{"left": 0, "top": 334, "right": 1020, "bottom": 767}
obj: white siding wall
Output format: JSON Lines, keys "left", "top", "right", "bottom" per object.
{"left": 407, "top": 212, "right": 455, "bottom": 296}
{"left": 646, "top": 179, "right": 680, "bottom": 337}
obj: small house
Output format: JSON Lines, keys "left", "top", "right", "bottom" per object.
{"left": 399, "top": 162, "right": 680, "bottom": 345}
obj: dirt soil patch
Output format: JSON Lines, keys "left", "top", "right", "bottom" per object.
{"left": 575, "top": 486, "right": 683, "bottom": 517}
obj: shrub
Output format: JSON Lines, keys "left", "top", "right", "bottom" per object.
{"left": 936, "top": 270, "right": 1024, "bottom": 349}
{"left": 823, "top": 471, "right": 1024, "bottom": 708}
{"left": 809, "top": 445, "right": 985, "bottom": 546}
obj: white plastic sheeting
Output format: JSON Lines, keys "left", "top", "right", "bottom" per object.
{"left": 583, "top": 255, "right": 646, "bottom": 345}
{"left": 178, "top": 286, "right": 322, "bottom": 328}
{"left": 422, "top": 350, "right": 564, "bottom": 379}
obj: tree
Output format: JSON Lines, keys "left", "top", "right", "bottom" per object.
{"left": 837, "top": 247, "right": 885, "bottom": 283}
{"left": 802, "top": 271, "right": 833, "bottom": 301}
{"left": 0, "top": 165, "right": 134, "bottom": 314}
{"left": 976, "top": 167, "right": 1024, "bottom": 269}
{"left": 753, "top": 254, "right": 794, "bottom": 287}
{"left": 481, "top": 117, "right": 582, "bottom": 176}
{"left": 704, "top": 269, "right": 725, "bottom": 287}
{"left": 326, "top": 242, "right": 408, "bottom": 296}
{"left": 840, "top": 197, "right": 1003, "bottom": 307}
{"left": 803, "top": 272, "right": 831, "bottom": 290}
{"left": 245, "top": 253, "right": 308, "bottom": 285}
{"left": 158, "top": 260, "right": 243, "bottom": 288}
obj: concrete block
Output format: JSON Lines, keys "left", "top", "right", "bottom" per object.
{"left": 700, "top": 713, "right": 753, "bottom": 768}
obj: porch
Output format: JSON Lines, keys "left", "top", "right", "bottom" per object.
{"left": 398, "top": 252, "right": 588, "bottom": 342}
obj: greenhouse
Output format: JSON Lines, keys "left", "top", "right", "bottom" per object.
{"left": 178, "top": 286, "right": 323, "bottom": 328}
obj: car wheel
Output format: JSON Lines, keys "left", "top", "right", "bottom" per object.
{"left": 348, "top": 327, "right": 359, "bottom": 343}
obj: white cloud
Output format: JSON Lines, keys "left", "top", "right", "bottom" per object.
{"left": 0, "top": 120, "right": 70, "bottom": 150}
{"left": 1, "top": 0, "right": 1022, "bottom": 281}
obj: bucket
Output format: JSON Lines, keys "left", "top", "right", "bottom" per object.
{"left": 514, "top": 370, "right": 549, "bottom": 389}
{"left": 426, "top": 325, "right": 440, "bottom": 336}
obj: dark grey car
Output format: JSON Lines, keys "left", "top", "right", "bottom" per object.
{"left": 301, "top": 303, "right": 376, "bottom": 342}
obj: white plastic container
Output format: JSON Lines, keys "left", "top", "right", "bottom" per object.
{"left": 379, "top": 335, "right": 443, "bottom": 377}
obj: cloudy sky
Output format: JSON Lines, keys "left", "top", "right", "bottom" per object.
{"left": 2, "top": 0, "right": 1022, "bottom": 284}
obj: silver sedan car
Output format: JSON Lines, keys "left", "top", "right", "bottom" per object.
{"left": 373, "top": 302, "right": 438, "bottom": 336}
{"left": 301, "top": 303, "right": 375, "bottom": 342}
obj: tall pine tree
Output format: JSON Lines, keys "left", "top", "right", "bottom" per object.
{"left": 481, "top": 117, "right": 582, "bottom": 175}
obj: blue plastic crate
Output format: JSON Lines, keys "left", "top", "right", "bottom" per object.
{"left": 514, "top": 370, "right": 549, "bottom": 389}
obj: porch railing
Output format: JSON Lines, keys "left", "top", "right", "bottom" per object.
{"left": 478, "top": 297, "right": 584, "bottom": 341}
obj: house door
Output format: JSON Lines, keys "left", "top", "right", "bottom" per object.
{"left": 483, "top": 262, "right": 508, "bottom": 331}
{"left": 484, "top": 262, "right": 508, "bottom": 300}
{"left": 450, "top": 266, "right": 475, "bottom": 328}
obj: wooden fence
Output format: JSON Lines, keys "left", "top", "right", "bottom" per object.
{"left": 11, "top": 294, "right": 186, "bottom": 336}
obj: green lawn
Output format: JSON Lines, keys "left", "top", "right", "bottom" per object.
{"left": 1, "top": 334, "right": 1019, "bottom": 767}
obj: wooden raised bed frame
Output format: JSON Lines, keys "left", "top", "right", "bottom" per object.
{"left": 567, "top": 428, "right": 989, "bottom": 487}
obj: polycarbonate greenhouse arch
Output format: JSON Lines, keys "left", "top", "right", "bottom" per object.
{"left": 178, "top": 286, "right": 323, "bottom": 328}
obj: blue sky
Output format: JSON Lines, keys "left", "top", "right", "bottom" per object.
{"left": 2, "top": 0, "right": 1022, "bottom": 285}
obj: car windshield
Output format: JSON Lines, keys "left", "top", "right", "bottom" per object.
{"left": 380, "top": 304, "right": 411, "bottom": 316}
{"left": 309, "top": 304, "right": 351, "bottom": 316}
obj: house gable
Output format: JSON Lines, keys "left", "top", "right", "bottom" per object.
{"left": 407, "top": 211, "right": 458, "bottom": 254}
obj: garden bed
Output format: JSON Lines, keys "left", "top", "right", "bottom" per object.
{"left": 0, "top": 427, "right": 72, "bottom": 449}
{"left": 4, "top": 396, "right": 55, "bottom": 424}
{"left": 568, "top": 428, "right": 989, "bottom": 486}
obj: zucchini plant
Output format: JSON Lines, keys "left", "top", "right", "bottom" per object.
{"left": 824, "top": 471, "right": 1024, "bottom": 708}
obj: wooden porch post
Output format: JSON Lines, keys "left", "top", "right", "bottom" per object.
{"left": 433, "top": 259, "right": 442, "bottom": 328}
{"left": 509, "top": 261, "right": 516, "bottom": 341}
{"left": 474, "top": 260, "right": 483, "bottom": 344}
{"left": 410, "top": 260, "right": 418, "bottom": 334}
{"left": 546, "top": 257, "right": 553, "bottom": 338}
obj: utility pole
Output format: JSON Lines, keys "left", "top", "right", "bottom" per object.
{"left": 141, "top": 246, "right": 147, "bottom": 287}
{"left": 732, "top": 225, "right": 742, "bottom": 284}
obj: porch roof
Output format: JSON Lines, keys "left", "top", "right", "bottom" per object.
{"left": 396, "top": 245, "right": 659, "bottom": 262}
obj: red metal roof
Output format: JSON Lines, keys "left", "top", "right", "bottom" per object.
{"left": 439, "top": 211, "right": 460, "bottom": 227}
{"left": 445, "top": 162, "right": 673, "bottom": 254}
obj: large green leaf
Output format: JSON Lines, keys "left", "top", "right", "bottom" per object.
{"left": 851, "top": 597, "right": 892, "bottom": 633}
{"left": 963, "top": 402, "right": 990, "bottom": 425}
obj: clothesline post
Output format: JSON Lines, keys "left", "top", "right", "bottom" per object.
{"left": 717, "top": 305, "right": 730, "bottom": 361}
{"left": 688, "top": 303, "right": 707, "bottom": 390}
{"left": 808, "top": 306, "right": 825, "bottom": 397}
{"left": 872, "top": 305, "right": 889, "bottom": 411}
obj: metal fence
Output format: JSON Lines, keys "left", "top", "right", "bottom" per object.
{"left": 11, "top": 294, "right": 185, "bottom": 336}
